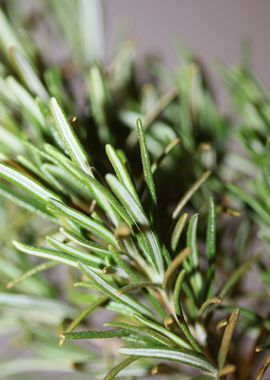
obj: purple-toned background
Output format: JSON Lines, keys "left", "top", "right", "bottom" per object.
{"left": 103, "top": 0, "right": 270, "bottom": 108}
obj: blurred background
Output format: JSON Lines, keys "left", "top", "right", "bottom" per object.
{"left": 103, "top": 0, "right": 270, "bottom": 109}
{"left": 1, "top": 1, "right": 270, "bottom": 379}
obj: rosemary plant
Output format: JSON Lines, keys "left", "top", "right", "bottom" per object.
{"left": 0, "top": 2, "right": 269, "bottom": 380}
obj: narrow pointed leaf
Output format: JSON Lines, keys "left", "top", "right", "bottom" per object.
{"left": 62, "top": 296, "right": 108, "bottom": 338}
{"left": 186, "top": 214, "right": 202, "bottom": 297}
{"left": 47, "top": 236, "right": 105, "bottom": 266}
{"left": 0, "top": 181, "right": 56, "bottom": 221}
{"left": 6, "top": 261, "right": 57, "bottom": 289}
{"left": 7, "top": 76, "right": 45, "bottom": 127}
{"left": 106, "top": 144, "right": 140, "bottom": 204}
{"left": 119, "top": 347, "right": 216, "bottom": 374}
{"left": 110, "top": 246, "right": 142, "bottom": 282}
{"left": 47, "top": 199, "right": 117, "bottom": 246}
{"left": 133, "top": 314, "right": 191, "bottom": 350}
{"left": 255, "top": 352, "right": 270, "bottom": 380}
{"left": 106, "top": 174, "right": 164, "bottom": 277}
{"left": 0, "top": 163, "right": 60, "bottom": 203}
{"left": 172, "top": 269, "right": 200, "bottom": 352}
{"left": 79, "top": 263, "right": 153, "bottom": 318}
{"left": 13, "top": 241, "right": 82, "bottom": 269}
{"left": 50, "top": 97, "right": 91, "bottom": 174}
{"left": 137, "top": 118, "right": 157, "bottom": 208}
{"left": 62, "top": 329, "right": 130, "bottom": 341}
{"left": 173, "top": 171, "right": 211, "bottom": 219}
{"left": 163, "top": 247, "right": 191, "bottom": 290}
{"left": 171, "top": 213, "right": 189, "bottom": 251}
{"left": 9, "top": 47, "right": 49, "bottom": 101}
{"left": 205, "top": 197, "right": 216, "bottom": 298}
{"left": 218, "top": 308, "right": 240, "bottom": 369}
{"left": 219, "top": 255, "right": 259, "bottom": 298}
{"left": 104, "top": 356, "right": 139, "bottom": 380}
{"left": 60, "top": 228, "right": 111, "bottom": 256}
{"left": 106, "top": 322, "right": 174, "bottom": 347}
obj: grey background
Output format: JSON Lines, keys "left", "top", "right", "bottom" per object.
{"left": 103, "top": 0, "right": 270, "bottom": 108}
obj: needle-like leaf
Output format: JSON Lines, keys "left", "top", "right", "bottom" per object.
{"left": 163, "top": 247, "right": 191, "bottom": 290}
{"left": 104, "top": 356, "right": 139, "bottom": 380}
{"left": 47, "top": 199, "right": 117, "bottom": 246}
{"left": 106, "top": 144, "right": 140, "bottom": 204}
{"left": 133, "top": 314, "right": 191, "bottom": 350}
{"left": 106, "top": 321, "right": 174, "bottom": 347}
{"left": 205, "top": 197, "right": 216, "bottom": 299}
{"left": 62, "top": 329, "right": 130, "bottom": 341}
{"left": 186, "top": 214, "right": 202, "bottom": 298}
{"left": 13, "top": 241, "right": 83, "bottom": 269}
{"left": 106, "top": 174, "right": 164, "bottom": 278}
{"left": 0, "top": 163, "right": 60, "bottom": 204}
{"left": 171, "top": 213, "right": 189, "bottom": 251}
{"left": 79, "top": 263, "right": 153, "bottom": 318}
{"left": 50, "top": 97, "right": 92, "bottom": 175}
{"left": 119, "top": 347, "right": 216, "bottom": 374}
{"left": 9, "top": 47, "right": 49, "bottom": 101}
{"left": 172, "top": 171, "right": 211, "bottom": 219}
{"left": 60, "top": 296, "right": 108, "bottom": 344}
{"left": 137, "top": 118, "right": 157, "bottom": 209}
{"left": 218, "top": 308, "right": 240, "bottom": 369}
{"left": 6, "top": 261, "right": 57, "bottom": 289}
{"left": 47, "top": 236, "right": 105, "bottom": 266}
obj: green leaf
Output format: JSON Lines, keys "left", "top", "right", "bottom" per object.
{"left": 79, "top": 263, "right": 153, "bottom": 318}
{"left": 0, "top": 163, "right": 60, "bottom": 204}
{"left": 127, "top": 88, "right": 177, "bottom": 146}
{"left": 172, "top": 269, "right": 200, "bottom": 352}
{"left": 47, "top": 236, "right": 105, "bottom": 267}
{"left": 106, "top": 321, "right": 174, "bottom": 347}
{"left": 62, "top": 329, "right": 130, "bottom": 341}
{"left": 50, "top": 97, "right": 91, "bottom": 174}
{"left": 60, "top": 228, "right": 111, "bottom": 256}
{"left": 106, "top": 144, "right": 140, "bottom": 204}
{"left": 117, "top": 282, "right": 155, "bottom": 295}
{"left": 87, "top": 64, "right": 111, "bottom": 143}
{"left": 186, "top": 214, "right": 202, "bottom": 298}
{"left": 0, "top": 9, "right": 24, "bottom": 56}
{"left": 9, "top": 47, "right": 49, "bottom": 101}
{"left": 106, "top": 174, "right": 164, "bottom": 278}
{"left": 47, "top": 199, "right": 117, "bottom": 246}
{"left": 0, "top": 181, "right": 56, "bottom": 221}
{"left": 173, "top": 269, "right": 186, "bottom": 317}
{"left": 228, "top": 184, "right": 270, "bottom": 225}
{"left": 6, "top": 76, "right": 45, "bottom": 128}
{"left": 219, "top": 255, "right": 259, "bottom": 299}
{"left": 171, "top": 212, "right": 189, "bottom": 251}
{"left": 104, "top": 356, "right": 139, "bottom": 380}
{"left": 119, "top": 347, "right": 216, "bottom": 374}
{"left": 133, "top": 314, "right": 191, "bottom": 350}
{"left": 109, "top": 246, "right": 142, "bottom": 282}
{"left": 51, "top": 156, "right": 128, "bottom": 228}
{"left": 13, "top": 241, "right": 82, "bottom": 269}
{"left": 205, "top": 197, "right": 216, "bottom": 299}
{"left": 6, "top": 261, "right": 57, "bottom": 289}
{"left": 61, "top": 296, "right": 108, "bottom": 342}
{"left": 137, "top": 118, "right": 157, "bottom": 208}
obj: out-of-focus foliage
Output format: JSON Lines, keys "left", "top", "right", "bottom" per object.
{"left": 0, "top": 1, "right": 269, "bottom": 380}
